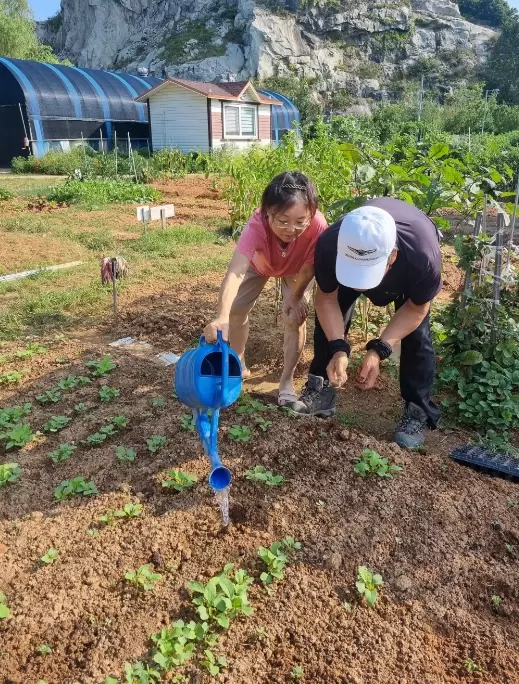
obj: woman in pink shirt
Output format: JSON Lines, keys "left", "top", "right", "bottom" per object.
{"left": 204, "top": 172, "right": 328, "bottom": 407}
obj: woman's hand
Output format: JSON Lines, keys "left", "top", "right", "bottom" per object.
{"left": 204, "top": 319, "right": 229, "bottom": 342}
{"left": 283, "top": 294, "right": 309, "bottom": 325}
{"left": 355, "top": 350, "right": 380, "bottom": 390}
{"left": 327, "top": 351, "right": 348, "bottom": 387}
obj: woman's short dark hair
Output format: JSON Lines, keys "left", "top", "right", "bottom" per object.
{"left": 260, "top": 171, "right": 318, "bottom": 219}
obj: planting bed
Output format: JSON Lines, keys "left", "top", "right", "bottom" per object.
{"left": 0, "top": 294, "right": 518, "bottom": 684}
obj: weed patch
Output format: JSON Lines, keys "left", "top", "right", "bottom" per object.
{"left": 47, "top": 179, "right": 161, "bottom": 205}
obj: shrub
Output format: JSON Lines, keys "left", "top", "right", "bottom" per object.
{"left": 0, "top": 188, "right": 13, "bottom": 201}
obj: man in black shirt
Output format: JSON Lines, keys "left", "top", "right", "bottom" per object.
{"left": 293, "top": 197, "right": 442, "bottom": 448}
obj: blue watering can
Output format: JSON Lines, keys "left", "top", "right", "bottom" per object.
{"left": 175, "top": 331, "right": 242, "bottom": 490}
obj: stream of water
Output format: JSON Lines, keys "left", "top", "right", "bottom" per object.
{"left": 214, "top": 486, "right": 230, "bottom": 526}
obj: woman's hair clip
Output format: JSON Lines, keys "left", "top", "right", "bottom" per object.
{"left": 282, "top": 183, "right": 306, "bottom": 191}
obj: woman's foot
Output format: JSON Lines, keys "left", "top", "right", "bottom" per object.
{"left": 241, "top": 366, "right": 251, "bottom": 379}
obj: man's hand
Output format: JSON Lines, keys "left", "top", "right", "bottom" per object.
{"left": 327, "top": 352, "right": 348, "bottom": 387}
{"left": 355, "top": 350, "right": 380, "bottom": 390}
{"left": 283, "top": 294, "right": 309, "bottom": 325}
{"left": 204, "top": 319, "right": 229, "bottom": 342}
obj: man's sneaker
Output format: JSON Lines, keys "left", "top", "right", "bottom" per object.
{"left": 394, "top": 402, "right": 428, "bottom": 449}
{"left": 291, "top": 374, "right": 336, "bottom": 417}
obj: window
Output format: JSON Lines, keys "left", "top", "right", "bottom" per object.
{"left": 223, "top": 104, "right": 257, "bottom": 138}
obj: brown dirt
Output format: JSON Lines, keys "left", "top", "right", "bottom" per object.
{"left": 1, "top": 274, "right": 518, "bottom": 684}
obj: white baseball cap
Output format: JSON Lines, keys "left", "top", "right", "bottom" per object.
{"left": 336, "top": 206, "right": 397, "bottom": 290}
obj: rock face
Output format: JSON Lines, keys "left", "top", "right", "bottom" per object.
{"left": 38, "top": 0, "right": 496, "bottom": 98}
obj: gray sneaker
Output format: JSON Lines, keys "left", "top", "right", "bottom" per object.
{"left": 292, "top": 374, "right": 336, "bottom": 417}
{"left": 394, "top": 402, "right": 428, "bottom": 449}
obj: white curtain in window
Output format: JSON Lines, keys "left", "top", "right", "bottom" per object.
{"left": 224, "top": 106, "right": 240, "bottom": 136}
{"left": 240, "top": 107, "right": 256, "bottom": 136}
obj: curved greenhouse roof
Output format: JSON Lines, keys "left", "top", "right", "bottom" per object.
{"left": 258, "top": 89, "right": 300, "bottom": 143}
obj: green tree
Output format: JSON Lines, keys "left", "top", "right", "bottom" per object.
{"left": 258, "top": 74, "right": 321, "bottom": 124}
{"left": 485, "top": 19, "right": 519, "bottom": 104}
{"left": 458, "top": 0, "right": 515, "bottom": 28}
{"left": 0, "top": 0, "right": 61, "bottom": 62}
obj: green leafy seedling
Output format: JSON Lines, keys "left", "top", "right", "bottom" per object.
{"left": 237, "top": 393, "right": 269, "bottom": 416}
{"left": 465, "top": 659, "right": 484, "bottom": 673}
{"left": 147, "top": 435, "right": 167, "bottom": 453}
{"left": 180, "top": 413, "right": 195, "bottom": 431}
{"left": 151, "top": 396, "right": 166, "bottom": 409}
{"left": 37, "top": 388, "right": 62, "bottom": 404}
{"left": 0, "top": 370, "right": 23, "bottom": 384}
{"left": 100, "top": 424, "right": 117, "bottom": 437}
{"left": 201, "top": 649, "right": 227, "bottom": 677}
{"left": 116, "top": 445, "right": 136, "bottom": 463}
{"left": 54, "top": 477, "right": 98, "bottom": 500}
{"left": 0, "top": 592, "right": 10, "bottom": 619}
{"left": 354, "top": 449, "right": 403, "bottom": 478}
{"left": 228, "top": 425, "right": 252, "bottom": 442}
{"left": 15, "top": 342, "right": 47, "bottom": 358}
{"left": 151, "top": 620, "right": 202, "bottom": 670}
{"left": 491, "top": 594, "right": 503, "bottom": 610}
{"left": 99, "top": 386, "right": 120, "bottom": 402}
{"left": 253, "top": 416, "right": 273, "bottom": 432}
{"left": 40, "top": 548, "right": 59, "bottom": 564}
{"left": 291, "top": 666, "right": 304, "bottom": 681}
{"left": 49, "top": 443, "right": 77, "bottom": 463}
{"left": 162, "top": 469, "right": 197, "bottom": 492}
{"left": 505, "top": 544, "right": 515, "bottom": 554}
{"left": 98, "top": 510, "right": 117, "bottom": 526}
{"left": 356, "top": 566, "right": 383, "bottom": 607}
{"left": 0, "top": 462, "right": 21, "bottom": 487}
{"left": 74, "top": 402, "right": 89, "bottom": 414}
{"left": 507, "top": 497, "right": 517, "bottom": 507}
{"left": 0, "top": 403, "right": 32, "bottom": 428}
{"left": 36, "top": 643, "right": 52, "bottom": 656}
{"left": 110, "top": 415, "right": 129, "bottom": 429}
{"left": 116, "top": 502, "right": 143, "bottom": 519}
{"left": 0, "top": 423, "right": 35, "bottom": 449}
{"left": 85, "top": 432, "right": 109, "bottom": 447}
{"left": 245, "top": 465, "right": 284, "bottom": 486}
{"left": 123, "top": 661, "right": 160, "bottom": 683}
{"left": 125, "top": 564, "right": 162, "bottom": 591}
{"left": 258, "top": 542, "right": 288, "bottom": 584}
{"left": 188, "top": 563, "right": 254, "bottom": 628}
{"left": 58, "top": 375, "right": 91, "bottom": 391}
{"left": 86, "top": 355, "right": 117, "bottom": 377}
{"left": 43, "top": 415, "right": 71, "bottom": 433}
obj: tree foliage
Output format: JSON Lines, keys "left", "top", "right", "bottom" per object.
{"left": 485, "top": 18, "right": 519, "bottom": 104}
{"left": 458, "top": 0, "right": 516, "bottom": 28}
{"left": 0, "top": 0, "right": 61, "bottom": 63}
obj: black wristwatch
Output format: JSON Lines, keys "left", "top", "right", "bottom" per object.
{"left": 328, "top": 339, "right": 351, "bottom": 357}
{"left": 366, "top": 338, "right": 393, "bottom": 361}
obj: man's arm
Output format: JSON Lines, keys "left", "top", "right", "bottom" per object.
{"left": 380, "top": 300, "right": 430, "bottom": 346}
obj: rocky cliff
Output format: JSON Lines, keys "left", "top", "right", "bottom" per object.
{"left": 38, "top": 0, "right": 496, "bottom": 103}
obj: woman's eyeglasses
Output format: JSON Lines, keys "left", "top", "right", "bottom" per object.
{"left": 271, "top": 218, "right": 311, "bottom": 233}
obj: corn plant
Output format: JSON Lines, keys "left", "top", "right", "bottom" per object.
{"left": 245, "top": 465, "right": 284, "bottom": 486}
{"left": 43, "top": 415, "right": 71, "bottom": 433}
{"left": 0, "top": 462, "right": 21, "bottom": 487}
{"left": 116, "top": 445, "right": 136, "bottom": 463}
{"left": 99, "top": 386, "right": 120, "bottom": 402}
{"left": 40, "top": 548, "right": 59, "bottom": 564}
{"left": 180, "top": 413, "right": 195, "bottom": 432}
{"left": 354, "top": 449, "right": 403, "bottom": 478}
{"left": 54, "top": 477, "right": 98, "bottom": 500}
{"left": 0, "top": 592, "right": 10, "bottom": 619}
{"left": 0, "top": 423, "right": 35, "bottom": 449}
{"left": 125, "top": 564, "right": 162, "bottom": 591}
{"left": 147, "top": 435, "right": 167, "bottom": 453}
{"left": 0, "top": 370, "right": 23, "bottom": 384}
{"left": 188, "top": 563, "right": 254, "bottom": 628}
{"left": 49, "top": 443, "right": 77, "bottom": 463}
{"left": 161, "top": 469, "right": 197, "bottom": 492}
{"left": 201, "top": 649, "right": 227, "bottom": 677}
{"left": 356, "top": 566, "right": 383, "bottom": 607}
{"left": 86, "top": 355, "right": 117, "bottom": 377}
{"left": 228, "top": 425, "right": 252, "bottom": 442}
{"left": 37, "top": 388, "right": 62, "bottom": 404}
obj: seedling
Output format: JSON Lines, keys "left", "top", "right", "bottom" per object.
{"left": 254, "top": 416, "right": 273, "bottom": 432}
{"left": 37, "top": 388, "right": 62, "bottom": 404}
{"left": 54, "top": 477, "right": 98, "bottom": 500}
{"left": 280, "top": 536, "right": 301, "bottom": 555}
{"left": 15, "top": 342, "right": 47, "bottom": 358}
{"left": 54, "top": 356, "right": 70, "bottom": 364}
{"left": 74, "top": 402, "right": 89, "bottom": 414}
{"left": 505, "top": 544, "right": 515, "bottom": 554}
{"left": 491, "top": 594, "right": 503, "bottom": 610}
{"left": 291, "top": 667, "right": 304, "bottom": 681}
{"left": 110, "top": 415, "right": 129, "bottom": 429}
{"left": 507, "top": 497, "right": 517, "bottom": 507}
{"left": 116, "top": 446, "right": 136, "bottom": 463}
{"left": 147, "top": 435, "right": 167, "bottom": 453}
{"left": 162, "top": 469, "right": 197, "bottom": 492}
{"left": 99, "top": 386, "right": 120, "bottom": 402}
{"left": 100, "top": 424, "right": 117, "bottom": 437}
{"left": 258, "top": 538, "right": 301, "bottom": 584}
{"left": 342, "top": 601, "right": 354, "bottom": 613}
{"left": 152, "top": 620, "right": 202, "bottom": 670}
{"left": 354, "top": 449, "right": 403, "bottom": 478}
{"left": 123, "top": 661, "right": 160, "bottom": 683}
{"left": 465, "top": 659, "right": 484, "bottom": 673}
{"left": 0, "top": 462, "right": 21, "bottom": 487}
{"left": 201, "top": 649, "right": 227, "bottom": 677}
{"left": 43, "top": 415, "right": 71, "bottom": 433}
{"left": 245, "top": 465, "right": 284, "bottom": 486}
{"left": 49, "top": 444, "right": 77, "bottom": 463}
{"left": 40, "top": 548, "right": 59, "bottom": 564}
{"left": 36, "top": 643, "right": 52, "bottom": 656}
{"left": 88, "top": 528, "right": 99, "bottom": 538}
{"left": 98, "top": 510, "right": 117, "bottom": 526}
{"left": 151, "top": 396, "right": 166, "bottom": 409}
{"left": 0, "top": 423, "right": 35, "bottom": 449}
{"left": 356, "top": 566, "right": 383, "bottom": 607}
{"left": 0, "top": 403, "right": 32, "bottom": 428}
{"left": 316, "top": 500, "right": 327, "bottom": 509}
{"left": 0, "top": 370, "right": 23, "bottom": 384}
{"left": 228, "top": 425, "right": 252, "bottom": 442}
{"left": 237, "top": 393, "right": 269, "bottom": 416}
{"left": 125, "top": 564, "right": 162, "bottom": 591}
{"left": 188, "top": 563, "right": 254, "bottom": 628}
{"left": 84, "top": 432, "right": 109, "bottom": 447}
{"left": 86, "top": 355, "right": 117, "bottom": 377}
{"left": 0, "top": 592, "right": 10, "bottom": 619}
{"left": 180, "top": 413, "right": 195, "bottom": 432}
{"left": 100, "top": 502, "right": 143, "bottom": 525}
{"left": 58, "top": 375, "right": 91, "bottom": 391}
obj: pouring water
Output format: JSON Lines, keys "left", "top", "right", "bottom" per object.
{"left": 214, "top": 486, "right": 230, "bottom": 526}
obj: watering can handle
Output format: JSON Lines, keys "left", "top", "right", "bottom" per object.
{"left": 217, "top": 330, "right": 229, "bottom": 403}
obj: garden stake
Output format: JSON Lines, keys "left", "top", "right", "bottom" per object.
{"left": 160, "top": 207, "right": 166, "bottom": 231}
{"left": 461, "top": 211, "right": 482, "bottom": 307}
{"left": 506, "top": 171, "right": 519, "bottom": 270}
{"left": 111, "top": 258, "right": 118, "bottom": 316}
{"left": 114, "top": 130, "right": 118, "bottom": 177}
{"left": 491, "top": 213, "right": 504, "bottom": 345}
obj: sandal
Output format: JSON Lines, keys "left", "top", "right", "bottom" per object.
{"left": 278, "top": 388, "right": 298, "bottom": 407}
{"left": 241, "top": 367, "right": 251, "bottom": 379}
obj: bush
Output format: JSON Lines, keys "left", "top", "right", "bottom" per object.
{"left": 46, "top": 179, "right": 161, "bottom": 205}
{"left": 0, "top": 188, "right": 13, "bottom": 201}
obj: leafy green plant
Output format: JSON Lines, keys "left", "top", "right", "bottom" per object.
{"left": 122, "top": 661, "right": 160, "bottom": 684}
{"left": 258, "top": 538, "right": 301, "bottom": 584}
{"left": 188, "top": 563, "right": 254, "bottom": 628}
{"left": 0, "top": 462, "right": 21, "bottom": 487}
{"left": 37, "top": 388, "right": 62, "bottom": 404}
{"left": 356, "top": 566, "right": 383, "bottom": 607}
{"left": 291, "top": 667, "right": 304, "bottom": 681}
{"left": 201, "top": 649, "right": 227, "bottom": 677}
{"left": 86, "top": 355, "right": 117, "bottom": 377}
{"left": 354, "top": 449, "right": 403, "bottom": 478}
{"left": 491, "top": 593, "right": 504, "bottom": 610}
{"left": 0, "top": 592, "right": 10, "bottom": 619}
{"left": 48, "top": 179, "right": 161, "bottom": 205}
{"left": 57, "top": 374, "right": 91, "bottom": 391}
{"left": 0, "top": 403, "right": 32, "bottom": 428}
{"left": 74, "top": 402, "right": 89, "bottom": 414}
{"left": 49, "top": 443, "right": 77, "bottom": 463}
{"left": 237, "top": 393, "right": 270, "bottom": 416}
{"left": 109, "top": 415, "right": 129, "bottom": 429}
{"left": 15, "top": 342, "right": 47, "bottom": 358}
{"left": 99, "top": 503, "right": 143, "bottom": 525}
{"left": 0, "top": 187, "right": 13, "bottom": 201}
{"left": 161, "top": 469, "right": 197, "bottom": 492}
{"left": 40, "top": 548, "right": 59, "bottom": 564}
{"left": 84, "top": 431, "right": 109, "bottom": 447}
{"left": 43, "top": 415, "right": 71, "bottom": 433}
{"left": 180, "top": 413, "right": 195, "bottom": 432}
{"left": 116, "top": 445, "right": 136, "bottom": 463}
{"left": 228, "top": 425, "right": 253, "bottom": 442}
{"left": 125, "top": 564, "right": 162, "bottom": 591}
{"left": 54, "top": 477, "right": 98, "bottom": 500}
{"left": 100, "top": 424, "right": 117, "bottom": 437}
{"left": 99, "top": 386, "right": 120, "bottom": 402}
{"left": 151, "top": 396, "right": 166, "bottom": 409}
{"left": 152, "top": 620, "right": 205, "bottom": 670}
{"left": 36, "top": 643, "right": 52, "bottom": 656}
{"left": 0, "top": 370, "right": 23, "bottom": 384}
{"left": 505, "top": 543, "right": 515, "bottom": 554}
{"left": 254, "top": 416, "right": 273, "bottom": 432}
{"left": 0, "top": 423, "right": 35, "bottom": 449}
{"left": 507, "top": 497, "right": 517, "bottom": 507}
{"left": 245, "top": 465, "right": 284, "bottom": 486}
{"left": 147, "top": 435, "right": 167, "bottom": 453}
{"left": 465, "top": 658, "right": 484, "bottom": 673}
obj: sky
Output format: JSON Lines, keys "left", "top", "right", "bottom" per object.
{"left": 30, "top": 0, "right": 61, "bottom": 20}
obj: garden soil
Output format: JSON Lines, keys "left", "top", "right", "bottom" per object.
{"left": 1, "top": 281, "right": 519, "bottom": 684}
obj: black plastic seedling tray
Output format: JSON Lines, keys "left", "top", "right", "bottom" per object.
{"left": 450, "top": 444, "right": 519, "bottom": 481}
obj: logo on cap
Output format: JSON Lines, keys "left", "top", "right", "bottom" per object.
{"left": 348, "top": 246, "right": 377, "bottom": 257}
